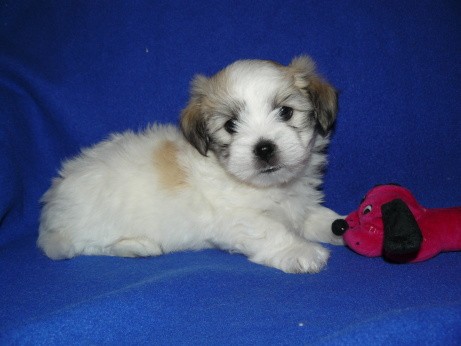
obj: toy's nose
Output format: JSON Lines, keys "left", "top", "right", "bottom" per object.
{"left": 332, "top": 219, "right": 349, "bottom": 236}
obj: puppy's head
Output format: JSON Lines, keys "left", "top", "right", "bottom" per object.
{"left": 181, "top": 56, "right": 338, "bottom": 187}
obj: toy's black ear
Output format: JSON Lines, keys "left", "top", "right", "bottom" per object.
{"left": 381, "top": 199, "right": 423, "bottom": 262}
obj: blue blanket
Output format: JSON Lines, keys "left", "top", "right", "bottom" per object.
{"left": 1, "top": 1, "right": 460, "bottom": 344}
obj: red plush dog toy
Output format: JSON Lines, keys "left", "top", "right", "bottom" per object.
{"left": 332, "top": 184, "right": 461, "bottom": 262}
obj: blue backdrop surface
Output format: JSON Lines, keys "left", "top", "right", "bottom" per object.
{"left": 1, "top": 1, "right": 460, "bottom": 344}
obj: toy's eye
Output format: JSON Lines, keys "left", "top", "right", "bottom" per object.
{"left": 363, "top": 205, "right": 372, "bottom": 215}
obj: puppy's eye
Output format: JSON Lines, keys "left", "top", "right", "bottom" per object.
{"left": 363, "top": 205, "right": 372, "bottom": 215}
{"left": 224, "top": 119, "right": 237, "bottom": 134}
{"left": 279, "top": 106, "right": 293, "bottom": 121}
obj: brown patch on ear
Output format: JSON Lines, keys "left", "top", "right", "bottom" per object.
{"left": 153, "top": 140, "right": 188, "bottom": 189}
{"left": 306, "top": 76, "right": 338, "bottom": 134}
{"left": 180, "top": 100, "right": 210, "bottom": 156}
{"left": 180, "top": 75, "right": 210, "bottom": 156}
{"left": 289, "top": 56, "right": 338, "bottom": 134}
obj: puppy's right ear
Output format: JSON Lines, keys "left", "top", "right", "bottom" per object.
{"left": 180, "top": 75, "right": 210, "bottom": 156}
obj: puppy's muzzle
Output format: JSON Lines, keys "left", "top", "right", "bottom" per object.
{"left": 254, "top": 140, "right": 276, "bottom": 163}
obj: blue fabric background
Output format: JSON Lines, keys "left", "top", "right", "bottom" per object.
{"left": 1, "top": 1, "right": 460, "bottom": 344}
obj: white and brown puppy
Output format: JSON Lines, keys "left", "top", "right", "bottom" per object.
{"left": 38, "top": 56, "right": 343, "bottom": 273}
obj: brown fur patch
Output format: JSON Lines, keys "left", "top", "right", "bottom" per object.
{"left": 288, "top": 57, "right": 337, "bottom": 132}
{"left": 180, "top": 97, "right": 209, "bottom": 156}
{"left": 153, "top": 140, "right": 188, "bottom": 189}
{"left": 306, "top": 75, "right": 338, "bottom": 132}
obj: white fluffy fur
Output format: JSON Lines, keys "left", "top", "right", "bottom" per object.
{"left": 38, "top": 56, "right": 343, "bottom": 273}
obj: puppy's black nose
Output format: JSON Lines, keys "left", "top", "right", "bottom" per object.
{"left": 254, "top": 140, "right": 276, "bottom": 162}
{"left": 332, "top": 219, "right": 349, "bottom": 236}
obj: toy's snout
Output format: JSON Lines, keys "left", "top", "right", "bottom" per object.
{"left": 331, "top": 196, "right": 425, "bottom": 262}
{"left": 332, "top": 211, "right": 359, "bottom": 236}
{"left": 332, "top": 219, "right": 348, "bottom": 236}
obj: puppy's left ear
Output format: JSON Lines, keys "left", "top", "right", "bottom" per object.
{"left": 289, "top": 56, "right": 338, "bottom": 134}
{"left": 180, "top": 75, "right": 210, "bottom": 156}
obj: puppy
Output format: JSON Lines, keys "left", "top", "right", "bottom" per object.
{"left": 38, "top": 56, "right": 343, "bottom": 273}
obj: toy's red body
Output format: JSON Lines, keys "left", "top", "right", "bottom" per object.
{"left": 332, "top": 185, "right": 461, "bottom": 262}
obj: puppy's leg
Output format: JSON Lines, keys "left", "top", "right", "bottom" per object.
{"left": 213, "top": 216, "right": 330, "bottom": 274}
{"left": 250, "top": 239, "right": 330, "bottom": 274}
{"left": 37, "top": 229, "right": 77, "bottom": 260}
{"left": 108, "top": 238, "right": 164, "bottom": 257}
{"left": 303, "top": 205, "right": 344, "bottom": 245}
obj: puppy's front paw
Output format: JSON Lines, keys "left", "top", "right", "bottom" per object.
{"left": 324, "top": 232, "right": 345, "bottom": 246}
{"left": 303, "top": 223, "right": 345, "bottom": 246}
{"left": 303, "top": 208, "right": 346, "bottom": 246}
{"left": 251, "top": 242, "right": 330, "bottom": 274}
